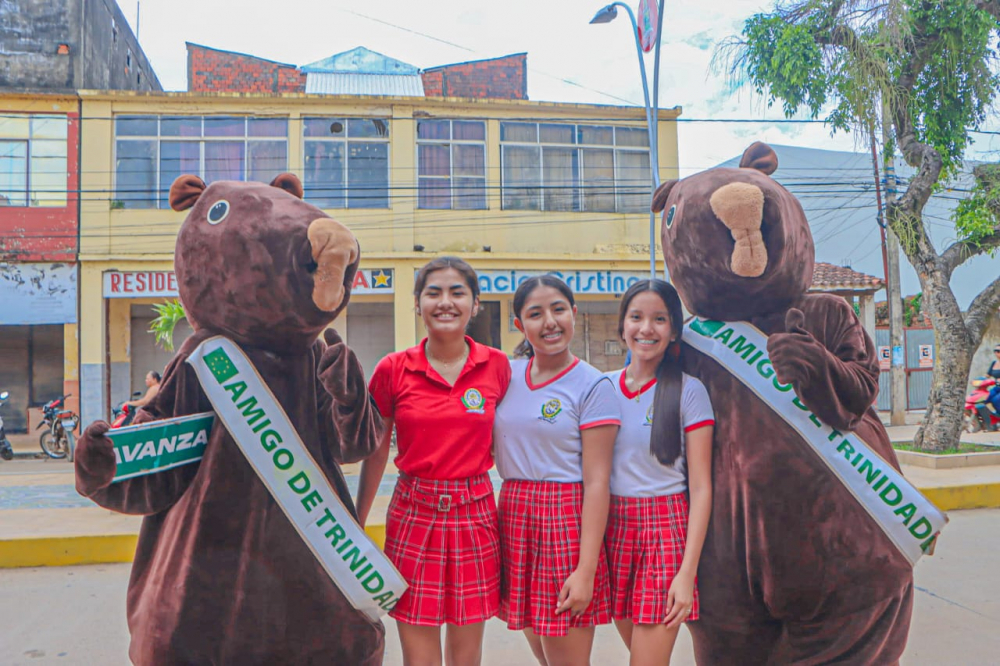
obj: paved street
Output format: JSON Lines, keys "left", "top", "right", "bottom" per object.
{"left": 2, "top": 509, "right": 998, "bottom": 665}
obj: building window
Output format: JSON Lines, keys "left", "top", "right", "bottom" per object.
{"left": 0, "top": 114, "right": 68, "bottom": 207}
{"left": 302, "top": 118, "right": 390, "bottom": 209}
{"left": 416, "top": 119, "right": 486, "bottom": 210}
{"left": 114, "top": 115, "right": 289, "bottom": 209}
{"left": 500, "top": 122, "right": 651, "bottom": 213}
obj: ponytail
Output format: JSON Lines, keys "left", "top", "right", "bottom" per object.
{"left": 649, "top": 340, "right": 683, "bottom": 466}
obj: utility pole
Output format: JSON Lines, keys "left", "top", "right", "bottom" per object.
{"left": 882, "top": 105, "right": 907, "bottom": 426}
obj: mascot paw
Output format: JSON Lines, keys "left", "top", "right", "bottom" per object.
{"left": 75, "top": 421, "right": 117, "bottom": 495}
{"left": 318, "top": 328, "right": 361, "bottom": 403}
{"left": 766, "top": 308, "right": 827, "bottom": 386}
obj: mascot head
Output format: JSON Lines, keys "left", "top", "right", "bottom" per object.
{"left": 654, "top": 142, "right": 815, "bottom": 321}
{"left": 169, "top": 173, "right": 359, "bottom": 353}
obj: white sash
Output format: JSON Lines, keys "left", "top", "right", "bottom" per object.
{"left": 682, "top": 318, "right": 947, "bottom": 566}
{"left": 187, "top": 336, "right": 406, "bottom": 620}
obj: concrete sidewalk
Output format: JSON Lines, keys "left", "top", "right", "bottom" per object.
{"left": 2, "top": 421, "right": 1000, "bottom": 568}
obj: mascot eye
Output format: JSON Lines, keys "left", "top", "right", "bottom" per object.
{"left": 207, "top": 200, "right": 230, "bottom": 225}
{"left": 665, "top": 204, "right": 677, "bottom": 229}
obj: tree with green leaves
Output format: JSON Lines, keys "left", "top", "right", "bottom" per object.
{"left": 721, "top": 0, "right": 1000, "bottom": 451}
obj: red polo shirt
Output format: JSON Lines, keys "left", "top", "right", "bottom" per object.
{"left": 368, "top": 337, "right": 512, "bottom": 480}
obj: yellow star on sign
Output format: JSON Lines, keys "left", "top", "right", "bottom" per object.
{"left": 372, "top": 269, "right": 392, "bottom": 288}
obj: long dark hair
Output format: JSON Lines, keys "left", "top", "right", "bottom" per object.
{"left": 413, "top": 256, "right": 480, "bottom": 299}
{"left": 512, "top": 275, "right": 576, "bottom": 358}
{"left": 618, "top": 279, "right": 685, "bottom": 466}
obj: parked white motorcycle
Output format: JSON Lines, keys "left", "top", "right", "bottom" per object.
{"left": 0, "top": 391, "right": 13, "bottom": 461}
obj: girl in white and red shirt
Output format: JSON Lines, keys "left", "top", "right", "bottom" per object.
{"left": 493, "top": 276, "right": 620, "bottom": 666}
{"left": 604, "top": 278, "right": 714, "bottom": 665}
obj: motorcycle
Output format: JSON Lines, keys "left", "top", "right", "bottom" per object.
{"left": 965, "top": 377, "right": 1000, "bottom": 433}
{"left": 37, "top": 394, "right": 79, "bottom": 459}
{"left": 110, "top": 391, "right": 144, "bottom": 429}
{"left": 0, "top": 391, "right": 12, "bottom": 461}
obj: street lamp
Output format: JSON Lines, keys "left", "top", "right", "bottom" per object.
{"left": 590, "top": 2, "right": 663, "bottom": 279}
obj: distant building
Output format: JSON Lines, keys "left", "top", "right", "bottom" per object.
{"left": 0, "top": 0, "right": 160, "bottom": 431}
{"left": 186, "top": 43, "right": 527, "bottom": 100}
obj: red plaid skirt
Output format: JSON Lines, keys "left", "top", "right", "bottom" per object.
{"left": 383, "top": 472, "right": 501, "bottom": 626}
{"left": 498, "top": 479, "right": 612, "bottom": 636}
{"left": 605, "top": 493, "right": 699, "bottom": 624}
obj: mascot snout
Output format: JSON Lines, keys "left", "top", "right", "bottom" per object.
{"left": 709, "top": 181, "right": 767, "bottom": 278}
{"left": 307, "top": 218, "right": 359, "bottom": 312}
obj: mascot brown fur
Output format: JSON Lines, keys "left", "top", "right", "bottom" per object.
{"left": 75, "top": 174, "right": 385, "bottom": 664}
{"left": 655, "top": 143, "right": 913, "bottom": 664}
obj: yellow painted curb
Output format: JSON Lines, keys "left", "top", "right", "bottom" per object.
{"left": 0, "top": 524, "right": 387, "bottom": 569}
{"left": 4, "top": 485, "right": 999, "bottom": 569}
{"left": 920, "top": 483, "right": 1000, "bottom": 512}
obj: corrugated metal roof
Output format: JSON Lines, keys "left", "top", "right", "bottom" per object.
{"left": 301, "top": 47, "right": 419, "bottom": 75}
{"left": 305, "top": 72, "right": 425, "bottom": 96}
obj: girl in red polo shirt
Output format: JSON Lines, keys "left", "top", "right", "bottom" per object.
{"left": 493, "top": 276, "right": 620, "bottom": 666}
{"left": 604, "top": 279, "right": 713, "bottom": 665}
{"left": 358, "top": 256, "right": 511, "bottom": 666}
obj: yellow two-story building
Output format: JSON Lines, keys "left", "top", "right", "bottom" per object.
{"left": 78, "top": 91, "right": 679, "bottom": 424}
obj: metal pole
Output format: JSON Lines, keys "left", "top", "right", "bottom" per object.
{"left": 611, "top": 2, "right": 657, "bottom": 278}
{"left": 651, "top": 0, "right": 666, "bottom": 280}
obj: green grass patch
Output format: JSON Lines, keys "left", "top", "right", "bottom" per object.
{"left": 892, "top": 442, "right": 999, "bottom": 455}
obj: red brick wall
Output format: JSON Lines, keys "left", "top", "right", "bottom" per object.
{"left": 421, "top": 54, "right": 527, "bottom": 100}
{"left": 187, "top": 43, "right": 306, "bottom": 93}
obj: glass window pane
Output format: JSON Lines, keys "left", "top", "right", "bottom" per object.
{"left": 418, "top": 177, "right": 450, "bottom": 209}
{"left": 161, "top": 116, "right": 202, "bottom": 137}
{"left": 453, "top": 144, "right": 484, "bottom": 177}
{"left": 248, "top": 141, "right": 287, "bottom": 183}
{"left": 204, "top": 141, "right": 246, "bottom": 182}
{"left": 539, "top": 124, "right": 574, "bottom": 145}
{"left": 303, "top": 118, "right": 345, "bottom": 138}
{"left": 501, "top": 145, "right": 540, "bottom": 210}
{"left": 617, "top": 150, "right": 651, "bottom": 213}
{"left": 348, "top": 118, "right": 390, "bottom": 139}
{"left": 418, "top": 144, "right": 450, "bottom": 177}
{"left": 500, "top": 122, "right": 536, "bottom": 143}
{"left": 581, "top": 148, "right": 615, "bottom": 212}
{"left": 542, "top": 147, "right": 578, "bottom": 211}
{"left": 115, "top": 139, "right": 156, "bottom": 209}
{"left": 304, "top": 141, "right": 345, "bottom": 208}
{"left": 347, "top": 142, "right": 389, "bottom": 208}
{"left": 0, "top": 115, "right": 30, "bottom": 139}
{"left": 30, "top": 116, "right": 68, "bottom": 140}
{"left": 578, "top": 125, "right": 613, "bottom": 145}
{"left": 454, "top": 177, "right": 486, "bottom": 210}
{"left": 203, "top": 116, "right": 246, "bottom": 137}
{"left": 30, "top": 157, "right": 66, "bottom": 206}
{"left": 30, "top": 140, "right": 66, "bottom": 158}
{"left": 0, "top": 140, "right": 28, "bottom": 206}
{"left": 159, "top": 141, "right": 201, "bottom": 207}
{"left": 115, "top": 115, "right": 158, "bottom": 136}
{"left": 453, "top": 120, "right": 485, "bottom": 141}
{"left": 616, "top": 126, "right": 649, "bottom": 147}
{"left": 417, "top": 120, "right": 449, "bottom": 140}
{"left": 248, "top": 117, "right": 287, "bottom": 137}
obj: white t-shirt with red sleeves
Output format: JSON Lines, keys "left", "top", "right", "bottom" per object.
{"left": 494, "top": 357, "right": 621, "bottom": 483}
{"left": 605, "top": 369, "right": 714, "bottom": 498}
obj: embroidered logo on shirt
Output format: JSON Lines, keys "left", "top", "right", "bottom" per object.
{"left": 644, "top": 403, "right": 654, "bottom": 427}
{"left": 461, "top": 388, "right": 485, "bottom": 414}
{"left": 539, "top": 398, "right": 562, "bottom": 423}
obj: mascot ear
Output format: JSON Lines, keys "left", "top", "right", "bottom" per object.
{"left": 169, "top": 175, "right": 207, "bottom": 211}
{"left": 739, "top": 142, "right": 778, "bottom": 175}
{"left": 270, "top": 173, "right": 305, "bottom": 199}
{"left": 651, "top": 180, "right": 678, "bottom": 213}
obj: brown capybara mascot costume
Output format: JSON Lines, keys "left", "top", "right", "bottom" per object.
{"left": 75, "top": 174, "right": 385, "bottom": 664}
{"left": 655, "top": 143, "right": 914, "bottom": 664}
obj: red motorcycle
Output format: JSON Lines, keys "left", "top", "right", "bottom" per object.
{"left": 110, "top": 392, "right": 143, "bottom": 429}
{"left": 965, "top": 377, "right": 1000, "bottom": 433}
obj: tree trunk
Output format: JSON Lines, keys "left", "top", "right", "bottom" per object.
{"left": 912, "top": 271, "right": 975, "bottom": 452}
